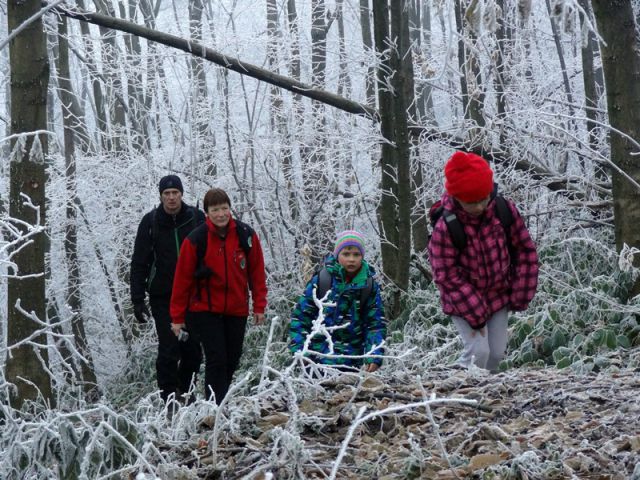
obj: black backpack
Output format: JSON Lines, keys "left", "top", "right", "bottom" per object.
{"left": 190, "top": 219, "right": 255, "bottom": 279}
{"left": 428, "top": 195, "right": 514, "bottom": 251}
{"left": 315, "top": 267, "right": 374, "bottom": 318}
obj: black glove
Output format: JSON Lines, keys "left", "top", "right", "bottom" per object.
{"left": 134, "top": 303, "right": 150, "bottom": 324}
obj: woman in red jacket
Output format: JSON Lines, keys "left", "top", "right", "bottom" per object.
{"left": 170, "top": 188, "right": 267, "bottom": 403}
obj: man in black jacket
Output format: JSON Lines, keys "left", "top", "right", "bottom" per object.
{"left": 130, "top": 175, "right": 205, "bottom": 402}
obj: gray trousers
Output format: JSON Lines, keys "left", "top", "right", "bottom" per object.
{"left": 452, "top": 308, "right": 509, "bottom": 372}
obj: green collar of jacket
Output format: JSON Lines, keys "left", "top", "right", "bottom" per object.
{"left": 325, "top": 256, "right": 371, "bottom": 290}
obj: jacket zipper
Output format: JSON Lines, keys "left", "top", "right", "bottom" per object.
{"left": 172, "top": 215, "right": 180, "bottom": 257}
{"left": 223, "top": 238, "right": 228, "bottom": 314}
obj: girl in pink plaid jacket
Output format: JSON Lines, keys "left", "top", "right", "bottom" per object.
{"left": 428, "top": 151, "right": 539, "bottom": 372}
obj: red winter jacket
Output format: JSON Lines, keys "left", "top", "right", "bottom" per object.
{"left": 428, "top": 194, "right": 539, "bottom": 329}
{"left": 170, "top": 216, "right": 268, "bottom": 325}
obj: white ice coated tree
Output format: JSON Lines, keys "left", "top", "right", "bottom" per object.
{"left": 0, "top": 0, "right": 639, "bottom": 478}
{"left": 0, "top": 0, "right": 638, "bottom": 395}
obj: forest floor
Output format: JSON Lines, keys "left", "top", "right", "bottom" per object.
{"left": 153, "top": 363, "right": 640, "bottom": 480}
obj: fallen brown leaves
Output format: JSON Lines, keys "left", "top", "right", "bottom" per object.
{"left": 162, "top": 366, "right": 640, "bottom": 479}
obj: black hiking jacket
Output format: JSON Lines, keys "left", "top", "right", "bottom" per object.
{"left": 130, "top": 202, "right": 205, "bottom": 305}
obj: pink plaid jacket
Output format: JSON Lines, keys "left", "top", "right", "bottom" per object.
{"left": 428, "top": 194, "right": 539, "bottom": 329}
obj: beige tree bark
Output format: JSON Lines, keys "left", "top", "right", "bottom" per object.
{"left": 591, "top": 0, "right": 640, "bottom": 298}
{"left": 6, "top": 0, "right": 54, "bottom": 408}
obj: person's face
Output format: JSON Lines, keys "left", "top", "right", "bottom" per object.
{"left": 207, "top": 203, "right": 231, "bottom": 228}
{"left": 457, "top": 195, "right": 490, "bottom": 217}
{"left": 338, "top": 246, "right": 363, "bottom": 274}
{"left": 161, "top": 188, "right": 182, "bottom": 214}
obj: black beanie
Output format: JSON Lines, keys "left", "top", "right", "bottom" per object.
{"left": 158, "top": 175, "right": 184, "bottom": 194}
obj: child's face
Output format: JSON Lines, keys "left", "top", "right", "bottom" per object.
{"left": 457, "top": 195, "right": 490, "bottom": 217}
{"left": 338, "top": 246, "right": 363, "bottom": 275}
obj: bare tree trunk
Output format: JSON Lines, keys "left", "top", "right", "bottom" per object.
{"left": 287, "top": 0, "right": 301, "bottom": 82}
{"left": 268, "top": 0, "right": 298, "bottom": 219}
{"left": 336, "top": 0, "right": 351, "bottom": 97}
{"left": 545, "top": 0, "right": 575, "bottom": 113}
{"left": 494, "top": 0, "right": 509, "bottom": 145}
{"left": 578, "top": 0, "right": 605, "bottom": 180}
{"left": 119, "top": 0, "right": 150, "bottom": 153}
{"left": 188, "top": 0, "right": 215, "bottom": 177}
{"left": 545, "top": 0, "right": 574, "bottom": 173}
{"left": 408, "top": 0, "right": 430, "bottom": 255}
{"left": 591, "top": 0, "right": 640, "bottom": 299}
{"left": 373, "top": 0, "right": 412, "bottom": 317}
{"left": 93, "top": 0, "right": 128, "bottom": 153}
{"left": 454, "top": 0, "right": 485, "bottom": 142}
{"left": 359, "top": 0, "right": 376, "bottom": 106}
{"left": 311, "top": 0, "right": 327, "bottom": 88}
{"left": 410, "top": 0, "right": 436, "bottom": 124}
{"left": 286, "top": 0, "right": 303, "bottom": 222}
{"left": 6, "top": 0, "right": 54, "bottom": 408}
{"left": 76, "top": 0, "right": 109, "bottom": 151}
{"left": 303, "top": 0, "right": 334, "bottom": 266}
{"left": 140, "top": 0, "right": 178, "bottom": 148}
{"left": 56, "top": 14, "right": 99, "bottom": 396}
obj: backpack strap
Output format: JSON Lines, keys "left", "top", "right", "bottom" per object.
{"left": 191, "top": 205, "right": 204, "bottom": 227}
{"left": 234, "top": 219, "right": 255, "bottom": 292}
{"left": 430, "top": 195, "right": 514, "bottom": 258}
{"left": 235, "top": 219, "right": 254, "bottom": 257}
{"left": 316, "top": 267, "right": 332, "bottom": 300}
{"left": 494, "top": 195, "right": 515, "bottom": 264}
{"left": 189, "top": 223, "right": 212, "bottom": 309}
{"left": 359, "top": 277, "right": 374, "bottom": 319}
{"left": 494, "top": 195, "right": 514, "bottom": 229}
{"left": 191, "top": 223, "right": 208, "bottom": 268}
{"left": 315, "top": 267, "right": 375, "bottom": 319}
{"left": 145, "top": 208, "right": 160, "bottom": 266}
{"left": 442, "top": 209, "right": 467, "bottom": 250}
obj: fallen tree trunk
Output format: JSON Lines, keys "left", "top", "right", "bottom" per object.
{"left": 49, "top": 3, "right": 377, "bottom": 120}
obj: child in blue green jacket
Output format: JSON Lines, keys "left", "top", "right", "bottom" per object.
{"left": 289, "top": 231, "right": 386, "bottom": 372}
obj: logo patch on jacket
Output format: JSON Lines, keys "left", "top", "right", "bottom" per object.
{"left": 240, "top": 258, "right": 246, "bottom": 269}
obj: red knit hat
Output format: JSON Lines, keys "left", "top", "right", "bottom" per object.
{"left": 444, "top": 151, "right": 494, "bottom": 203}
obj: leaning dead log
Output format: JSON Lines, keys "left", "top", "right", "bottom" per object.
{"left": 48, "top": 3, "right": 377, "bottom": 120}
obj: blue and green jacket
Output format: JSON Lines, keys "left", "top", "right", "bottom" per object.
{"left": 289, "top": 256, "right": 386, "bottom": 367}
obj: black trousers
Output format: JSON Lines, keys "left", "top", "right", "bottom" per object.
{"left": 149, "top": 296, "right": 202, "bottom": 401}
{"left": 185, "top": 312, "right": 247, "bottom": 403}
